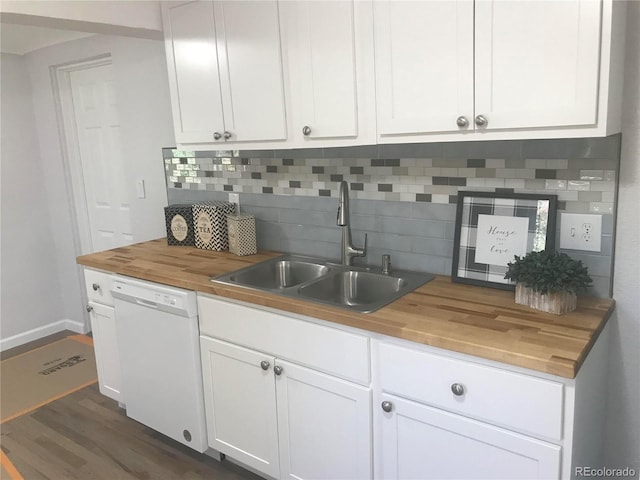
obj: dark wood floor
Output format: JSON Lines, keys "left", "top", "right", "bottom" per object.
{"left": 1, "top": 333, "right": 261, "bottom": 480}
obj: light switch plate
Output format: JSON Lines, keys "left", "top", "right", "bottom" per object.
{"left": 559, "top": 213, "right": 602, "bottom": 252}
{"left": 136, "top": 179, "right": 146, "bottom": 199}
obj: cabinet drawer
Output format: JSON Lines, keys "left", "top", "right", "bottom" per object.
{"left": 375, "top": 341, "right": 563, "bottom": 441}
{"left": 84, "top": 268, "right": 114, "bottom": 306}
{"left": 198, "top": 295, "right": 370, "bottom": 385}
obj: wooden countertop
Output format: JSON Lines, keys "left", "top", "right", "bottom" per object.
{"left": 77, "top": 238, "right": 614, "bottom": 379}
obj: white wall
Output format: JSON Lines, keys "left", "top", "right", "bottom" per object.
{"left": 605, "top": 1, "right": 640, "bottom": 473}
{"left": 0, "top": 34, "right": 175, "bottom": 350}
{"left": 0, "top": 53, "right": 67, "bottom": 343}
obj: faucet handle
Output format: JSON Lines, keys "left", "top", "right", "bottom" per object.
{"left": 355, "top": 233, "right": 367, "bottom": 258}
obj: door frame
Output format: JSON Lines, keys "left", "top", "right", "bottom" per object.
{"left": 51, "top": 55, "right": 112, "bottom": 333}
{"left": 51, "top": 54, "right": 113, "bottom": 256}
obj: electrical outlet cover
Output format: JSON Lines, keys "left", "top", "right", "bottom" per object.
{"left": 559, "top": 213, "right": 602, "bottom": 252}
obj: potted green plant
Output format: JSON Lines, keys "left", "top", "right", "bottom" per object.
{"left": 505, "top": 250, "right": 592, "bottom": 314}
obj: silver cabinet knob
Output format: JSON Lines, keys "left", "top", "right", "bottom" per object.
{"left": 381, "top": 401, "right": 393, "bottom": 412}
{"left": 213, "top": 131, "right": 222, "bottom": 140}
{"left": 474, "top": 115, "right": 488, "bottom": 127}
{"left": 273, "top": 365, "right": 283, "bottom": 376}
{"left": 260, "top": 360, "right": 270, "bottom": 371}
{"left": 302, "top": 125, "right": 312, "bottom": 136}
{"left": 456, "top": 116, "right": 469, "bottom": 128}
{"left": 86, "top": 305, "right": 93, "bottom": 312}
{"left": 451, "top": 383, "right": 465, "bottom": 396}
{"left": 223, "top": 131, "right": 232, "bottom": 140}
{"left": 92, "top": 283, "right": 100, "bottom": 291}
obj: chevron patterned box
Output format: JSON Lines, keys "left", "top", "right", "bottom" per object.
{"left": 227, "top": 214, "right": 257, "bottom": 256}
{"left": 193, "top": 201, "right": 237, "bottom": 250}
{"left": 164, "top": 204, "right": 195, "bottom": 246}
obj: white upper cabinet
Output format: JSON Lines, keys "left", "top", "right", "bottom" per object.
{"left": 474, "top": 0, "right": 601, "bottom": 131}
{"left": 373, "top": 0, "right": 474, "bottom": 136}
{"left": 374, "top": 0, "right": 625, "bottom": 143}
{"left": 162, "top": 0, "right": 624, "bottom": 149}
{"left": 162, "top": 1, "right": 287, "bottom": 147}
{"left": 280, "top": 0, "right": 376, "bottom": 147}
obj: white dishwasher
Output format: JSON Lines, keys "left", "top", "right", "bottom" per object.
{"left": 111, "top": 275, "right": 207, "bottom": 453}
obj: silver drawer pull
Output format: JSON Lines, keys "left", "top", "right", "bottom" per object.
{"left": 381, "top": 401, "right": 393, "bottom": 412}
{"left": 451, "top": 383, "right": 465, "bottom": 396}
{"left": 260, "top": 360, "right": 270, "bottom": 371}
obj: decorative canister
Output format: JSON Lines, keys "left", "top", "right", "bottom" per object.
{"left": 164, "top": 204, "right": 195, "bottom": 246}
{"left": 227, "top": 214, "right": 257, "bottom": 256}
{"left": 193, "top": 201, "right": 237, "bottom": 251}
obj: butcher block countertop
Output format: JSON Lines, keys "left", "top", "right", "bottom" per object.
{"left": 77, "top": 238, "right": 615, "bottom": 379}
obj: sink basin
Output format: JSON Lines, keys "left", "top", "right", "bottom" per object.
{"left": 222, "top": 256, "right": 330, "bottom": 290}
{"left": 298, "top": 271, "right": 408, "bottom": 312}
{"left": 211, "top": 254, "right": 434, "bottom": 313}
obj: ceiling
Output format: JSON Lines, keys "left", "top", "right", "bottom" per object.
{"left": 1, "top": 22, "right": 94, "bottom": 55}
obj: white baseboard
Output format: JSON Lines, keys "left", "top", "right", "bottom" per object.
{"left": 0, "top": 318, "right": 89, "bottom": 352}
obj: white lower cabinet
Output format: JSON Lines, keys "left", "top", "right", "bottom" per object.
{"left": 371, "top": 334, "right": 610, "bottom": 480}
{"left": 84, "top": 268, "right": 122, "bottom": 403}
{"left": 377, "top": 392, "right": 560, "bottom": 479}
{"left": 198, "top": 294, "right": 372, "bottom": 480}
{"left": 200, "top": 337, "right": 280, "bottom": 477}
{"left": 87, "top": 302, "right": 122, "bottom": 402}
{"left": 276, "top": 358, "right": 371, "bottom": 480}
{"left": 197, "top": 294, "right": 608, "bottom": 480}
{"left": 373, "top": 339, "right": 563, "bottom": 479}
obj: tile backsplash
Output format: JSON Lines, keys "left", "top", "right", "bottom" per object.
{"left": 164, "top": 135, "right": 620, "bottom": 298}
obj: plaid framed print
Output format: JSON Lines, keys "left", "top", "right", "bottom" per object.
{"left": 452, "top": 191, "right": 557, "bottom": 290}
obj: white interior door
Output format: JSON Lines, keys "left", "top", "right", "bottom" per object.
{"left": 68, "top": 62, "right": 132, "bottom": 253}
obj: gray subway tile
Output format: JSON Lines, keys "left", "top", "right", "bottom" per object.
{"left": 411, "top": 203, "right": 456, "bottom": 221}
{"left": 522, "top": 136, "right": 619, "bottom": 159}
{"left": 387, "top": 252, "right": 447, "bottom": 275}
{"left": 378, "top": 142, "right": 446, "bottom": 158}
{"left": 560, "top": 252, "right": 612, "bottom": 277}
{"left": 242, "top": 205, "right": 280, "bottom": 222}
{"left": 410, "top": 237, "right": 454, "bottom": 257}
{"left": 274, "top": 148, "right": 324, "bottom": 159}
{"left": 279, "top": 208, "right": 336, "bottom": 227}
{"left": 444, "top": 140, "right": 521, "bottom": 159}
{"left": 586, "top": 275, "right": 612, "bottom": 298}
{"left": 350, "top": 213, "right": 381, "bottom": 232}
{"left": 281, "top": 223, "right": 341, "bottom": 243}
{"left": 380, "top": 217, "right": 446, "bottom": 238}
{"left": 351, "top": 199, "right": 411, "bottom": 218}
{"left": 367, "top": 232, "right": 412, "bottom": 252}
{"left": 324, "top": 145, "right": 378, "bottom": 158}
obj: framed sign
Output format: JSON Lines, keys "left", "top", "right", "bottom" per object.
{"left": 452, "top": 191, "right": 557, "bottom": 290}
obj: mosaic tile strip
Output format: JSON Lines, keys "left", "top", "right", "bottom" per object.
{"left": 164, "top": 151, "right": 617, "bottom": 213}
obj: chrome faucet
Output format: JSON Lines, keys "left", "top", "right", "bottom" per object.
{"left": 337, "top": 181, "right": 367, "bottom": 265}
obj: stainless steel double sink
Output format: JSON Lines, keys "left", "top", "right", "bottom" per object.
{"left": 211, "top": 254, "right": 434, "bottom": 313}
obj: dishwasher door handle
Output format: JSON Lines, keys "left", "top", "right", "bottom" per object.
{"left": 135, "top": 298, "right": 158, "bottom": 309}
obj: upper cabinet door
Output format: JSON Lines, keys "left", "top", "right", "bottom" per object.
{"left": 373, "top": 0, "right": 474, "bottom": 137}
{"left": 474, "top": 0, "right": 602, "bottom": 131}
{"left": 281, "top": 0, "right": 376, "bottom": 146}
{"left": 163, "top": 1, "right": 224, "bottom": 144}
{"left": 214, "top": 1, "right": 287, "bottom": 143}
{"left": 162, "top": 1, "right": 287, "bottom": 146}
